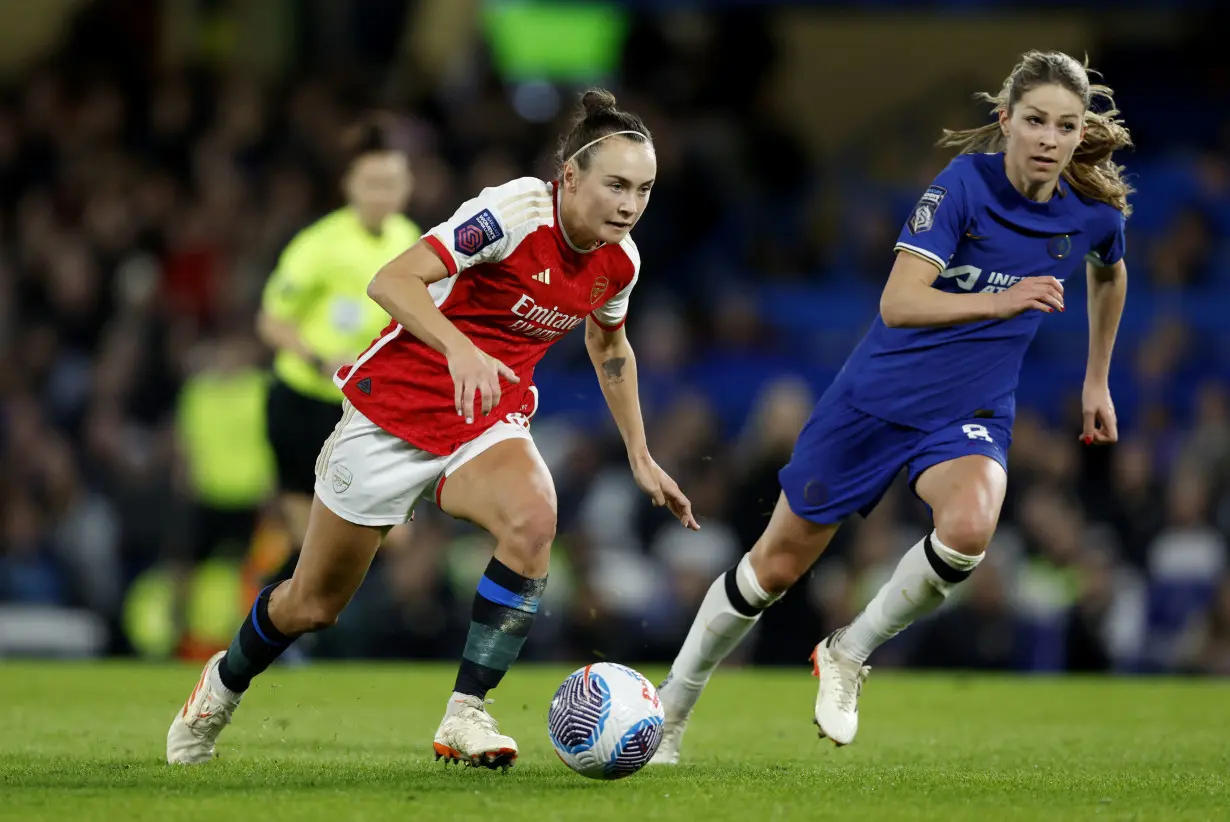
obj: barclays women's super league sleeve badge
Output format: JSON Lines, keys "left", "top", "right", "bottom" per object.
{"left": 1047, "top": 234, "right": 1073, "bottom": 260}
{"left": 908, "top": 185, "right": 946, "bottom": 235}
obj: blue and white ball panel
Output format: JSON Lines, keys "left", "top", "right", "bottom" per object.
{"left": 547, "top": 666, "right": 611, "bottom": 756}
{"left": 604, "top": 714, "right": 665, "bottom": 779}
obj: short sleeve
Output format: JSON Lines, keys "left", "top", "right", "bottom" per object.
{"left": 591, "top": 238, "right": 640, "bottom": 331}
{"left": 262, "top": 230, "right": 325, "bottom": 321}
{"left": 422, "top": 178, "right": 548, "bottom": 276}
{"left": 1085, "top": 208, "right": 1127, "bottom": 267}
{"left": 893, "top": 161, "right": 970, "bottom": 272}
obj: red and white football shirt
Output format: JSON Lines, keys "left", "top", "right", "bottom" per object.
{"left": 335, "top": 177, "right": 640, "bottom": 455}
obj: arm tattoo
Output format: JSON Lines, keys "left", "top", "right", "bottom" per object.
{"left": 602, "top": 356, "right": 627, "bottom": 384}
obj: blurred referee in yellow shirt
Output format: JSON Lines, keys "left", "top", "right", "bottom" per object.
{"left": 257, "top": 114, "right": 419, "bottom": 569}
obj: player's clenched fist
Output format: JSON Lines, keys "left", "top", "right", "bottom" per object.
{"left": 448, "top": 344, "right": 520, "bottom": 423}
{"left": 991, "top": 275, "right": 1065, "bottom": 318}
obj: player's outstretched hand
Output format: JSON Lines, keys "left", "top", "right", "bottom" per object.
{"left": 1081, "top": 380, "right": 1119, "bottom": 446}
{"left": 630, "top": 455, "right": 700, "bottom": 531}
{"left": 448, "top": 344, "right": 520, "bottom": 423}
{"left": 991, "top": 276, "right": 1065, "bottom": 318}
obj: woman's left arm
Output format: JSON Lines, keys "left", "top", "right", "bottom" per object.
{"left": 1082, "top": 258, "right": 1128, "bottom": 445}
{"left": 585, "top": 318, "right": 699, "bottom": 530}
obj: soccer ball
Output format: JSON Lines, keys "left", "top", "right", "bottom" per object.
{"left": 548, "top": 662, "right": 665, "bottom": 779}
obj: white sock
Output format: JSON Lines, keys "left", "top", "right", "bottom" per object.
{"left": 207, "top": 659, "right": 241, "bottom": 702}
{"left": 445, "top": 691, "right": 482, "bottom": 718}
{"left": 668, "top": 553, "right": 781, "bottom": 691}
{"left": 834, "top": 530, "right": 983, "bottom": 665}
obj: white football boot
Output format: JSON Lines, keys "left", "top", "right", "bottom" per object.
{"left": 433, "top": 695, "right": 518, "bottom": 770}
{"left": 648, "top": 672, "right": 704, "bottom": 765}
{"left": 810, "top": 632, "right": 871, "bottom": 746}
{"left": 167, "top": 650, "right": 243, "bottom": 764}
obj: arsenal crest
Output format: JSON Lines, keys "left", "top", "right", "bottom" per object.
{"left": 590, "top": 276, "right": 609, "bottom": 304}
{"left": 332, "top": 465, "right": 353, "bottom": 494}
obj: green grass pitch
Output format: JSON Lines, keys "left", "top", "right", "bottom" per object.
{"left": 1, "top": 661, "right": 1227, "bottom": 821}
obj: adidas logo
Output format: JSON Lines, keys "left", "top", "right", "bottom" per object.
{"left": 532, "top": 269, "right": 550, "bottom": 285}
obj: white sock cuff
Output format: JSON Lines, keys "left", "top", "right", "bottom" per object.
{"left": 735, "top": 553, "right": 779, "bottom": 609}
{"left": 208, "top": 660, "right": 240, "bottom": 700}
{"left": 929, "top": 529, "right": 984, "bottom": 573}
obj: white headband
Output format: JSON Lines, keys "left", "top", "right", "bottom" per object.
{"left": 566, "top": 130, "right": 644, "bottom": 166}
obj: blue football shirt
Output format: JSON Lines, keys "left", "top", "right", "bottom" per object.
{"left": 834, "top": 152, "right": 1126, "bottom": 431}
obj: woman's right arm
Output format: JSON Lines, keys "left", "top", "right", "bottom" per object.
{"left": 879, "top": 250, "right": 1066, "bottom": 328}
{"left": 257, "top": 231, "right": 329, "bottom": 372}
{"left": 367, "top": 242, "right": 518, "bottom": 421}
{"left": 367, "top": 243, "right": 472, "bottom": 358}
{"left": 255, "top": 312, "right": 321, "bottom": 369}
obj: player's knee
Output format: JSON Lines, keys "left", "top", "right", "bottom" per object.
{"left": 935, "top": 510, "right": 996, "bottom": 556}
{"left": 749, "top": 540, "right": 807, "bottom": 595}
{"left": 495, "top": 503, "right": 557, "bottom": 567}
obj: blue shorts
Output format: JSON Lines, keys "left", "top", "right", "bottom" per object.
{"left": 778, "top": 387, "right": 1012, "bottom": 524}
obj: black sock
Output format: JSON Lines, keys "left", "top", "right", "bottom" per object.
{"left": 453, "top": 558, "right": 547, "bottom": 700}
{"left": 218, "top": 583, "right": 298, "bottom": 692}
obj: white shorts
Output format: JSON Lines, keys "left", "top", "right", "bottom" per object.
{"left": 313, "top": 402, "right": 533, "bottom": 527}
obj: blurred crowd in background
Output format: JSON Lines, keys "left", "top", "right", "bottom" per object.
{"left": 1, "top": 0, "right": 1229, "bottom": 677}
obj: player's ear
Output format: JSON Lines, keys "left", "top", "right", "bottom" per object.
{"left": 998, "top": 108, "right": 1010, "bottom": 139}
{"left": 562, "top": 161, "right": 579, "bottom": 194}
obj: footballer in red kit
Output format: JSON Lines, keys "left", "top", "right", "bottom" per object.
{"left": 168, "top": 89, "right": 700, "bottom": 772}
{"left": 335, "top": 175, "right": 639, "bottom": 456}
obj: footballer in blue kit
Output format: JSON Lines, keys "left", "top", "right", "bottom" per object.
{"left": 779, "top": 148, "right": 1126, "bottom": 525}
{"left": 651, "top": 51, "right": 1135, "bottom": 762}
